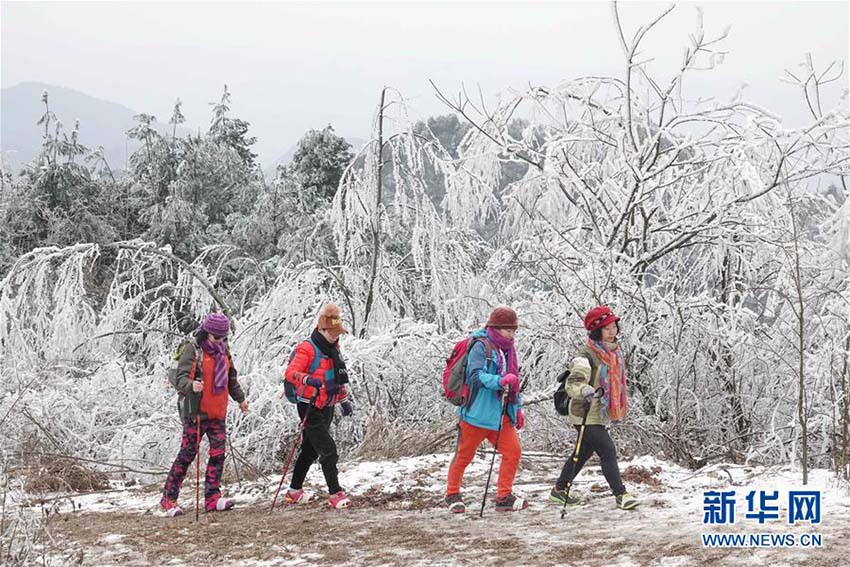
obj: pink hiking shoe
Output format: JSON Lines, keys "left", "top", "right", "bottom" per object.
{"left": 328, "top": 491, "right": 351, "bottom": 509}
{"left": 284, "top": 488, "right": 314, "bottom": 505}
{"left": 206, "top": 496, "right": 235, "bottom": 512}
{"left": 159, "top": 498, "right": 183, "bottom": 517}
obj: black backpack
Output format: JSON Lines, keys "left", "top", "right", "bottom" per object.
{"left": 552, "top": 369, "right": 571, "bottom": 416}
{"left": 552, "top": 354, "right": 595, "bottom": 416}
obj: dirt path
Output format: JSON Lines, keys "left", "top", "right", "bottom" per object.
{"left": 47, "top": 497, "right": 844, "bottom": 567}
{"left": 42, "top": 455, "right": 850, "bottom": 566}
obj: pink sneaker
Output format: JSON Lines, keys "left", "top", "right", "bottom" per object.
{"left": 159, "top": 498, "right": 183, "bottom": 517}
{"left": 284, "top": 488, "right": 313, "bottom": 505}
{"left": 328, "top": 491, "right": 351, "bottom": 509}
{"left": 206, "top": 496, "right": 234, "bottom": 512}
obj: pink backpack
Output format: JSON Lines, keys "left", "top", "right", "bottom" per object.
{"left": 442, "top": 337, "right": 493, "bottom": 406}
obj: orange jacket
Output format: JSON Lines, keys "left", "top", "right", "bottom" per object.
{"left": 285, "top": 340, "right": 348, "bottom": 409}
{"left": 197, "top": 353, "right": 233, "bottom": 420}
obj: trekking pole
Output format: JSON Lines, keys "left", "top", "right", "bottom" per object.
{"left": 560, "top": 387, "right": 604, "bottom": 520}
{"left": 195, "top": 413, "right": 201, "bottom": 522}
{"left": 270, "top": 391, "right": 319, "bottom": 511}
{"left": 480, "top": 388, "right": 509, "bottom": 518}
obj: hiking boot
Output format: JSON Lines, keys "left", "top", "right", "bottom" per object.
{"left": 445, "top": 493, "right": 466, "bottom": 514}
{"left": 328, "top": 491, "right": 351, "bottom": 509}
{"left": 548, "top": 486, "right": 580, "bottom": 506}
{"left": 284, "top": 488, "right": 313, "bottom": 505}
{"left": 616, "top": 492, "right": 640, "bottom": 510}
{"left": 494, "top": 493, "right": 529, "bottom": 512}
{"left": 159, "top": 497, "right": 183, "bottom": 518}
{"left": 206, "top": 496, "right": 235, "bottom": 512}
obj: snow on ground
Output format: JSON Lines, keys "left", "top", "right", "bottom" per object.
{"left": 24, "top": 452, "right": 850, "bottom": 566}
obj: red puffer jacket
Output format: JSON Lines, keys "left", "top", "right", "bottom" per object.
{"left": 285, "top": 340, "right": 348, "bottom": 409}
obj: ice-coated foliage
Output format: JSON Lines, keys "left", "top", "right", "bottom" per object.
{"left": 0, "top": 7, "right": 847, "bottom": 486}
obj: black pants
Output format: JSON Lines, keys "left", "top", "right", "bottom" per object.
{"left": 556, "top": 424, "right": 625, "bottom": 496}
{"left": 289, "top": 402, "right": 341, "bottom": 494}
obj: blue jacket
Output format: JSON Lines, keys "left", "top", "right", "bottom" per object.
{"left": 458, "top": 329, "right": 522, "bottom": 431}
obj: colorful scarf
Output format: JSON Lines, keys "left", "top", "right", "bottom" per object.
{"left": 586, "top": 338, "right": 627, "bottom": 422}
{"left": 485, "top": 327, "right": 520, "bottom": 403}
{"left": 201, "top": 338, "right": 228, "bottom": 394}
{"left": 310, "top": 327, "right": 349, "bottom": 388}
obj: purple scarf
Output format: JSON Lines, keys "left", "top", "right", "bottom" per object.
{"left": 201, "top": 338, "right": 228, "bottom": 394}
{"left": 486, "top": 327, "right": 519, "bottom": 377}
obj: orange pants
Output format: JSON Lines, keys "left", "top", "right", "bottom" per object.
{"left": 446, "top": 417, "right": 521, "bottom": 499}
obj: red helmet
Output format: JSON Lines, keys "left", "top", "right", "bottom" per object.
{"left": 584, "top": 306, "right": 619, "bottom": 332}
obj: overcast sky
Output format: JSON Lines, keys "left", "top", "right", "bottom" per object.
{"left": 2, "top": 1, "right": 848, "bottom": 165}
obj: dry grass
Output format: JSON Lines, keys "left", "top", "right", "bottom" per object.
{"left": 355, "top": 412, "right": 456, "bottom": 460}
{"left": 621, "top": 464, "right": 663, "bottom": 487}
{"left": 21, "top": 454, "right": 110, "bottom": 493}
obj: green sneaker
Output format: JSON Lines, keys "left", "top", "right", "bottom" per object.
{"left": 548, "top": 486, "right": 580, "bottom": 505}
{"left": 616, "top": 492, "right": 640, "bottom": 510}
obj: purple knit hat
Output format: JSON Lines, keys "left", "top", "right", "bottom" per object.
{"left": 202, "top": 313, "right": 230, "bottom": 337}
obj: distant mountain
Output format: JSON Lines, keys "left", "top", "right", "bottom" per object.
{"left": 0, "top": 81, "right": 162, "bottom": 172}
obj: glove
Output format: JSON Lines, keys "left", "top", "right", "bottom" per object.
{"left": 515, "top": 409, "right": 525, "bottom": 430}
{"left": 340, "top": 401, "right": 353, "bottom": 417}
{"left": 500, "top": 373, "right": 519, "bottom": 392}
{"left": 580, "top": 385, "right": 596, "bottom": 403}
{"left": 304, "top": 377, "right": 323, "bottom": 389}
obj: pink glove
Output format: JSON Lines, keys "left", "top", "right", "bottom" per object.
{"left": 515, "top": 409, "right": 525, "bottom": 430}
{"left": 500, "top": 373, "right": 519, "bottom": 392}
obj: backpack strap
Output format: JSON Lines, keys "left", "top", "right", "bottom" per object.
{"left": 556, "top": 369, "right": 570, "bottom": 385}
{"left": 460, "top": 337, "right": 496, "bottom": 411}
{"left": 189, "top": 342, "right": 203, "bottom": 381}
{"left": 483, "top": 338, "right": 494, "bottom": 365}
{"left": 475, "top": 337, "right": 495, "bottom": 368}
{"left": 464, "top": 336, "right": 496, "bottom": 381}
{"left": 305, "top": 339, "right": 322, "bottom": 375}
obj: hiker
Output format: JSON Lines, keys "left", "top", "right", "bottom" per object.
{"left": 446, "top": 306, "right": 527, "bottom": 513}
{"left": 160, "top": 313, "right": 248, "bottom": 517}
{"left": 282, "top": 303, "right": 354, "bottom": 509}
{"left": 549, "top": 306, "right": 639, "bottom": 510}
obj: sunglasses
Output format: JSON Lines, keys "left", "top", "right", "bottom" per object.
{"left": 210, "top": 334, "right": 226, "bottom": 341}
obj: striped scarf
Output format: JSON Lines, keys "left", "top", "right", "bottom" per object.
{"left": 201, "top": 338, "right": 228, "bottom": 394}
{"left": 586, "top": 338, "right": 628, "bottom": 422}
